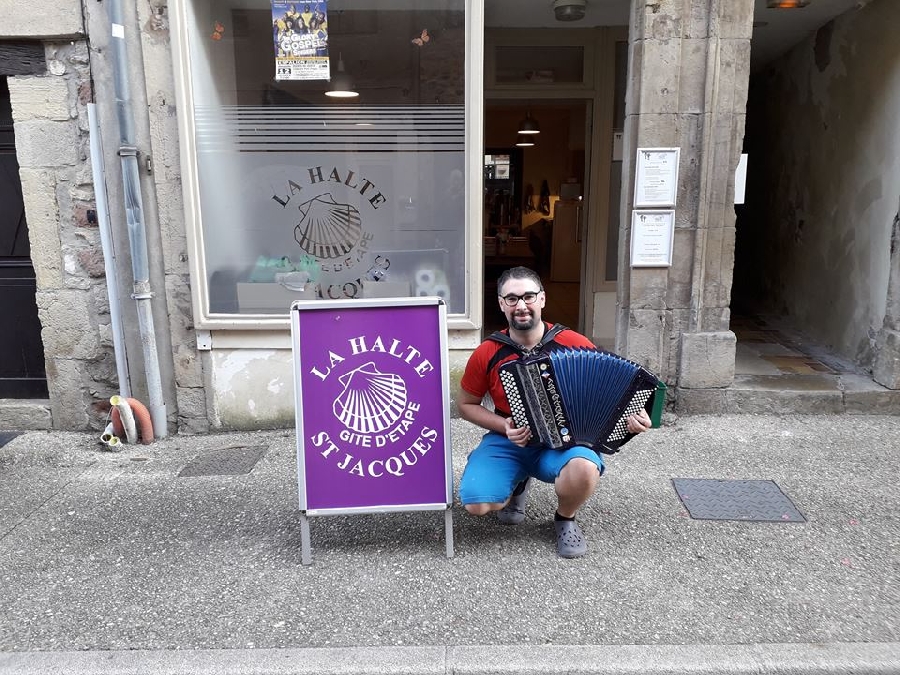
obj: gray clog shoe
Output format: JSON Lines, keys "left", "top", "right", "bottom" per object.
{"left": 555, "top": 519, "right": 587, "bottom": 558}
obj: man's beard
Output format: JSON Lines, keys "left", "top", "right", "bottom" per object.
{"left": 508, "top": 310, "right": 536, "bottom": 331}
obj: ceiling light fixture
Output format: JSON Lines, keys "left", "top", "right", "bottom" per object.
{"left": 517, "top": 111, "right": 540, "bottom": 135}
{"left": 326, "top": 54, "right": 358, "bottom": 98}
{"left": 553, "top": 0, "right": 587, "bottom": 22}
{"left": 515, "top": 137, "right": 535, "bottom": 148}
{"left": 766, "top": 0, "right": 810, "bottom": 8}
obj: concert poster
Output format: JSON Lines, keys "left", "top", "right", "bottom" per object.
{"left": 271, "top": 0, "right": 330, "bottom": 81}
{"left": 291, "top": 298, "right": 452, "bottom": 513}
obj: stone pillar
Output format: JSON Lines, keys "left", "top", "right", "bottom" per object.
{"left": 617, "top": 0, "right": 753, "bottom": 391}
{"left": 873, "top": 207, "right": 900, "bottom": 389}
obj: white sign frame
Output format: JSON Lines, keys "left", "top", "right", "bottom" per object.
{"left": 631, "top": 210, "right": 675, "bottom": 268}
{"left": 634, "top": 147, "right": 680, "bottom": 208}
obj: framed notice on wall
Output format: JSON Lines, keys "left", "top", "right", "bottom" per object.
{"left": 291, "top": 296, "right": 454, "bottom": 564}
{"left": 634, "top": 147, "right": 680, "bottom": 208}
{"left": 631, "top": 210, "right": 675, "bottom": 267}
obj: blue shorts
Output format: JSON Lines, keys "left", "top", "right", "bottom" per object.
{"left": 458, "top": 431, "right": 605, "bottom": 505}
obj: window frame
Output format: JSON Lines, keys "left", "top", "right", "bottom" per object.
{"left": 169, "top": 0, "right": 485, "bottom": 332}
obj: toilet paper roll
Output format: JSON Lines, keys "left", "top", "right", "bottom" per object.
{"left": 415, "top": 287, "right": 432, "bottom": 297}
{"left": 415, "top": 269, "right": 435, "bottom": 286}
{"left": 432, "top": 284, "right": 450, "bottom": 300}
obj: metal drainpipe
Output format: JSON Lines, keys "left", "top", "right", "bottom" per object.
{"left": 87, "top": 103, "right": 131, "bottom": 398}
{"left": 105, "top": 0, "right": 167, "bottom": 436}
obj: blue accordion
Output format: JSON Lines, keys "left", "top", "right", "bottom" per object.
{"left": 498, "top": 348, "right": 663, "bottom": 454}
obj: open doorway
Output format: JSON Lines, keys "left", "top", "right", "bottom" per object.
{"left": 482, "top": 100, "right": 589, "bottom": 336}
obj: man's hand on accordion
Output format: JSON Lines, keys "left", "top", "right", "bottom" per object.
{"left": 626, "top": 409, "right": 652, "bottom": 435}
{"left": 504, "top": 417, "right": 533, "bottom": 447}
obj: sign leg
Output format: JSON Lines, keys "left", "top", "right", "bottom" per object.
{"left": 444, "top": 508, "right": 454, "bottom": 558}
{"left": 300, "top": 513, "right": 312, "bottom": 565}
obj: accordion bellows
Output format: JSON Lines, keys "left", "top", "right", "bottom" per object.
{"left": 499, "top": 348, "right": 662, "bottom": 455}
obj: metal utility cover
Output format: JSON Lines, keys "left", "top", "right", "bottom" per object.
{"left": 178, "top": 445, "right": 267, "bottom": 477}
{"left": 672, "top": 478, "right": 806, "bottom": 522}
{"left": 0, "top": 432, "right": 21, "bottom": 449}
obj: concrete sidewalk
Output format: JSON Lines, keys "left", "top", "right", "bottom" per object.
{"left": 0, "top": 414, "right": 898, "bottom": 673}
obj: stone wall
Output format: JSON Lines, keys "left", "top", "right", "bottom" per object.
{"left": 617, "top": 0, "right": 754, "bottom": 394}
{"left": 9, "top": 41, "right": 121, "bottom": 429}
{"left": 739, "top": 0, "right": 900, "bottom": 382}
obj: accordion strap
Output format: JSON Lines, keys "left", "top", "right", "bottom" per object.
{"left": 487, "top": 322, "right": 568, "bottom": 355}
{"left": 486, "top": 323, "right": 569, "bottom": 417}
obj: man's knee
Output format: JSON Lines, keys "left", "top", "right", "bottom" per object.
{"left": 464, "top": 502, "right": 501, "bottom": 516}
{"left": 560, "top": 456, "right": 602, "bottom": 486}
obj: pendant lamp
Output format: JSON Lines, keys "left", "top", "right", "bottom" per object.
{"left": 326, "top": 54, "right": 359, "bottom": 98}
{"left": 517, "top": 111, "right": 540, "bottom": 135}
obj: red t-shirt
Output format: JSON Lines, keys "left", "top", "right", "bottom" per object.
{"left": 460, "top": 323, "right": 595, "bottom": 417}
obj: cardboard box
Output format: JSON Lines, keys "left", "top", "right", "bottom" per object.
{"left": 236, "top": 283, "right": 316, "bottom": 313}
{"left": 361, "top": 281, "right": 411, "bottom": 299}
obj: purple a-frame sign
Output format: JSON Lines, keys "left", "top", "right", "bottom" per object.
{"left": 291, "top": 297, "right": 453, "bottom": 564}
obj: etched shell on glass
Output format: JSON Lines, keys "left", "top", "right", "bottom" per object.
{"left": 294, "top": 193, "right": 363, "bottom": 259}
{"left": 333, "top": 362, "right": 408, "bottom": 434}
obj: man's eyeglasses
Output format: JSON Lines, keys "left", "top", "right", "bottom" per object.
{"left": 499, "top": 291, "right": 542, "bottom": 307}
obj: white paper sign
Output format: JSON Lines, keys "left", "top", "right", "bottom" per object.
{"left": 734, "top": 153, "right": 748, "bottom": 205}
{"left": 631, "top": 210, "right": 675, "bottom": 267}
{"left": 634, "top": 148, "right": 679, "bottom": 208}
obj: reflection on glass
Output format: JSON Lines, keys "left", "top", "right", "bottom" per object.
{"left": 184, "top": 0, "right": 467, "bottom": 315}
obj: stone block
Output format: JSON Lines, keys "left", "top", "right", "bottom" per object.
{"left": 0, "top": 0, "right": 84, "bottom": 38}
{"left": 698, "top": 306, "right": 731, "bottom": 333}
{"left": 631, "top": 0, "right": 683, "bottom": 38}
{"left": 843, "top": 389, "right": 900, "bottom": 415}
{"left": 666, "top": 228, "right": 693, "bottom": 309}
{"left": 633, "top": 113, "right": 680, "bottom": 148}
{"left": 18, "top": 168, "right": 63, "bottom": 288}
{"left": 675, "top": 387, "right": 727, "bottom": 415}
{"left": 702, "top": 226, "right": 736, "bottom": 309}
{"left": 35, "top": 290, "right": 100, "bottom": 361}
{"left": 684, "top": 0, "right": 711, "bottom": 39}
{"left": 175, "top": 386, "right": 210, "bottom": 434}
{"left": 636, "top": 39, "right": 682, "bottom": 115}
{"left": 647, "top": 5, "right": 684, "bottom": 41}
{"left": 726, "top": 39, "right": 753, "bottom": 112}
{"left": 629, "top": 268, "right": 669, "bottom": 309}
{"left": 626, "top": 308, "right": 670, "bottom": 376}
{"left": 678, "top": 39, "right": 708, "bottom": 113}
{"left": 679, "top": 330, "right": 736, "bottom": 388}
{"left": 13, "top": 120, "right": 78, "bottom": 167}
{"left": 44, "top": 358, "right": 91, "bottom": 429}
{"left": 725, "top": 388, "right": 844, "bottom": 415}
{"left": 0, "top": 400, "right": 53, "bottom": 430}
{"left": 7, "top": 77, "right": 70, "bottom": 121}
{"left": 173, "top": 342, "right": 204, "bottom": 389}
{"left": 873, "top": 328, "right": 900, "bottom": 389}
{"left": 712, "top": 0, "right": 754, "bottom": 40}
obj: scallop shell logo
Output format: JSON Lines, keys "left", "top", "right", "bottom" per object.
{"left": 333, "top": 362, "right": 408, "bottom": 434}
{"left": 294, "top": 193, "right": 363, "bottom": 259}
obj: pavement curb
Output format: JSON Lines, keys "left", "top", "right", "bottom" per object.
{"left": 1, "top": 643, "right": 898, "bottom": 674}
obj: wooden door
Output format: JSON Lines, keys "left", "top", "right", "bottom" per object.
{"left": 0, "top": 77, "right": 47, "bottom": 398}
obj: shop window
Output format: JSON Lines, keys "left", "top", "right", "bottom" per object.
{"left": 178, "top": 0, "right": 467, "bottom": 320}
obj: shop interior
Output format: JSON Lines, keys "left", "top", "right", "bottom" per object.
{"left": 482, "top": 100, "right": 588, "bottom": 334}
